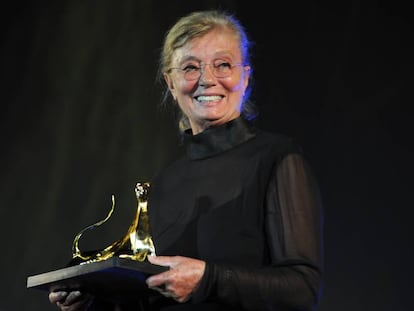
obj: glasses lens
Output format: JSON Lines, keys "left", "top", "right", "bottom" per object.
{"left": 213, "top": 62, "right": 232, "bottom": 78}
{"left": 184, "top": 70, "right": 199, "bottom": 81}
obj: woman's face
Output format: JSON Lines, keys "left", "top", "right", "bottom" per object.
{"left": 164, "top": 28, "right": 250, "bottom": 134}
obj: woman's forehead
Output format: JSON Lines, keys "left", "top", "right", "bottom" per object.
{"left": 171, "top": 29, "right": 242, "bottom": 64}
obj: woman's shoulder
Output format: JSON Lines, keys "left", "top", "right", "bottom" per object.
{"left": 252, "top": 126, "right": 303, "bottom": 155}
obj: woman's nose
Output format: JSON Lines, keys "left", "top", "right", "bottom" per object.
{"left": 198, "top": 64, "right": 216, "bottom": 85}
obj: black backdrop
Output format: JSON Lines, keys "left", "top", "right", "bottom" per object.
{"left": 1, "top": 1, "right": 412, "bottom": 310}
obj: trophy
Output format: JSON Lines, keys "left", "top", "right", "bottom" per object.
{"left": 71, "top": 182, "right": 156, "bottom": 265}
{"left": 27, "top": 182, "right": 167, "bottom": 302}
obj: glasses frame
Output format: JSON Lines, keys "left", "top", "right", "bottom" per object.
{"left": 168, "top": 61, "right": 245, "bottom": 81}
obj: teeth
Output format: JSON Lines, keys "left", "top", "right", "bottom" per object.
{"left": 196, "top": 95, "right": 222, "bottom": 102}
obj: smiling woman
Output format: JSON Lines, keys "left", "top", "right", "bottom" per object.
{"left": 49, "top": 9, "right": 324, "bottom": 311}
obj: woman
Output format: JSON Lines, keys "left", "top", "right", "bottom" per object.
{"left": 50, "top": 10, "right": 324, "bottom": 311}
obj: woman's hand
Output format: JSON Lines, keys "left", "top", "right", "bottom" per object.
{"left": 49, "top": 290, "right": 93, "bottom": 310}
{"left": 146, "top": 255, "right": 206, "bottom": 303}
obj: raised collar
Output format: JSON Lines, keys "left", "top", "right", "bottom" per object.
{"left": 184, "top": 117, "right": 256, "bottom": 160}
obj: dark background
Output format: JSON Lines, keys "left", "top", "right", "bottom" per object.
{"left": 1, "top": 1, "right": 412, "bottom": 310}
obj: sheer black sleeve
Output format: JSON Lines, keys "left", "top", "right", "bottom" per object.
{"left": 192, "top": 153, "right": 324, "bottom": 311}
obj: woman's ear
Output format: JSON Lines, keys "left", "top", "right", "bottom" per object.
{"left": 243, "top": 66, "right": 251, "bottom": 92}
{"left": 164, "top": 73, "right": 176, "bottom": 101}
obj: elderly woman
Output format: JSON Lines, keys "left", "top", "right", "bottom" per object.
{"left": 50, "top": 10, "right": 324, "bottom": 311}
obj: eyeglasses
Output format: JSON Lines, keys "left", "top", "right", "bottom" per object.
{"left": 168, "top": 60, "right": 244, "bottom": 81}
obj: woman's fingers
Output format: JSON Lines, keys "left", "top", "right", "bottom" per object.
{"left": 146, "top": 255, "right": 205, "bottom": 302}
{"left": 49, "top": 291, "right": 68, "bottom": 304}
{"left": 49, "top": 290, "right": 92, "bottom": 310}
{"left": 60, "top": 291, "right": 82, "bottom": 306}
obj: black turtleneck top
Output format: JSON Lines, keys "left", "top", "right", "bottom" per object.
{"left": 147, "top": 117, "right": 324, "bottom": 311}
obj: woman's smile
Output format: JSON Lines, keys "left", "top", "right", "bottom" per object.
{"left": 194, "top": 95, "right": 224, "bottom": 103}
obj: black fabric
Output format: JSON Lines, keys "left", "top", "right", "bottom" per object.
{"left": 184, "top": 117, "right": 256, "bottom": 160}
{"left": 147, "top": 117, "right": 324, "bottom": 311}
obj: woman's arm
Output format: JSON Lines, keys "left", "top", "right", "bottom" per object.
{"left": 192, "top": 153, "right": 324, "bottom": 310}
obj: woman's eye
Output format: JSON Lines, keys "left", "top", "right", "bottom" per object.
{"left": 182, "top": 65, "right": 199, "bottom": 72}
{"left": 216, "top": 62, "right": 232, "bottom": 69}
